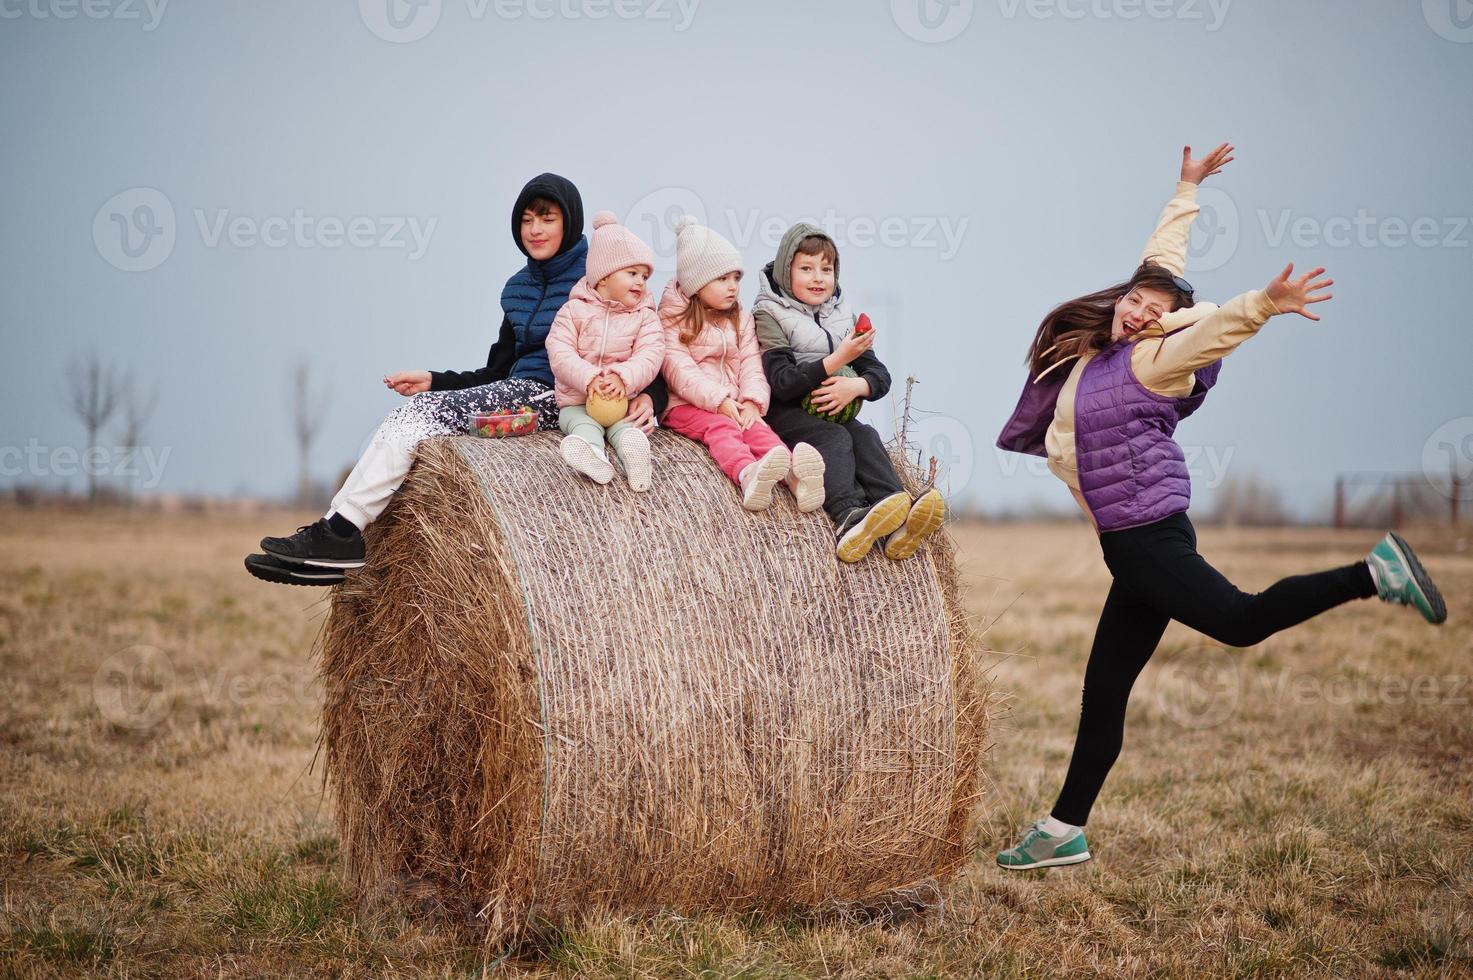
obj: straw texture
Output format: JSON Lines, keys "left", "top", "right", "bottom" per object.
{"left": 318, "top": 430, "right": 988, "bottom": 941}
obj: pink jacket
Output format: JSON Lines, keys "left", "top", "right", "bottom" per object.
{"left": 546, "top": 276, "right": 665, "bottom": 408}
{"left": 657, "top": 281, "right": 770, "bottom": 417}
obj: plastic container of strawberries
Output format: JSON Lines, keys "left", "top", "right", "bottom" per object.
{"left": 471, "top": 405, "right": 538, "bottom": 438}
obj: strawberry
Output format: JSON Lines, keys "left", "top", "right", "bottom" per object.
{"left": 854, "top": 313, "right": 873, "bottom": 335}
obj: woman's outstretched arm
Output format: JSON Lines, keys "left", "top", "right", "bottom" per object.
{"left": 1138, "top": 143, "right": 1234, "bottom": 276}
{"left": 1134, "top": 263, "right": 1332, "bottom": 396}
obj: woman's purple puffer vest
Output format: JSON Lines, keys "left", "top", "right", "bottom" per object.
{"left": 996, "top": 341, "right": 1220, "bottom": 532}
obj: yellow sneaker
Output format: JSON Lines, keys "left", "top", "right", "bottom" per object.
{"left": 884, "top": 488, "right": 945, "bottom": 560}
{"left": 836, "top": 492, "right": 911, "bottom": 563}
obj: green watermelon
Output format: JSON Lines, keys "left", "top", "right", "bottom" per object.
{"left": 802, "top": 365, "right": 862, "bottom": 424}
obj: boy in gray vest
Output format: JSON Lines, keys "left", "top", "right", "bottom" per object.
{"left": 753, "top": 223, "right": 945, "bottom": 563}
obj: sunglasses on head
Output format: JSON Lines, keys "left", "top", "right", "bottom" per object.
{"left": 1171, "top": 274, "right": 1194, "bottom": 295}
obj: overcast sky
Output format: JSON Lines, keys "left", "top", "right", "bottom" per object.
{"left": 3, "top": 0, "right": 1471, "bottom": 518}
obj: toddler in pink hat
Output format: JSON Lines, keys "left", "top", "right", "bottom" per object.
{"left": 546, "top": 210, "right": 665, "bottom": 491}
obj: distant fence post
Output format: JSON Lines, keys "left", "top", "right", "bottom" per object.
{"left": 1333, "top": 476, "right": 1345, "bottom": 529}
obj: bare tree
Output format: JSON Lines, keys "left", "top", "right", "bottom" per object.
{"left": 289, "top": 361, "right": 330, "bottom": 506}
{"left": 1211, "top": 472, "right": 1290, "bottom": 527}
{"left": 115, "top": 372, "right": 159, "bottom": 505}
{"left": 65, "top": 354, "right": 123, "bottom": 506}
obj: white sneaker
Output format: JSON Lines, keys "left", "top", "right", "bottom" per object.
{"left": 611, "top": 427, "right": 652, "bottom": 492}
{"left": 560, "top": 434, "right": 614, "bottom": 485}
{"left": 739, "top": 446, "right": 790, "bottom": 511}
{"left": 784, "top": 442, "right": 826, "bottom": 513}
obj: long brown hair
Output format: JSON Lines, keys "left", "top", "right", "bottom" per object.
{"left": 1026, "top": 260, "right": 1194, "bottom": 377}
{"left": 677, "top": 287, "right": 744, "bottom": 348}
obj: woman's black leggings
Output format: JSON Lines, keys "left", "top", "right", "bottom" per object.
{"left": 1050, "top": 512, "right": 1376, "bottom": 827}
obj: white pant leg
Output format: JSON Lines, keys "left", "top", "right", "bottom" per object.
{"left": 328, "top": 394, "right": 449, "bottom": 530}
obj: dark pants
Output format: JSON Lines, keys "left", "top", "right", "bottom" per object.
{"left": 1050, "top": 512, "right": 1376, "bottom": 827}
{"left": 764, "top": 401, "right": 905, "bottom": 522}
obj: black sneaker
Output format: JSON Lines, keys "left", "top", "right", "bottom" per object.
{"left": 260, "top": 519, "right": 366, "bottom": 569}
{"left": 244, "top": 553, "right": 346, "bottom": 587}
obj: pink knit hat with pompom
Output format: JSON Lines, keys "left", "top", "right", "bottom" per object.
{"left": 585, "top": 210, "right": 655, "bottom": 287}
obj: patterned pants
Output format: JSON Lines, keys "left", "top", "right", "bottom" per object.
{"left": 328, "top": 378, "right": 557, "bottom": 529}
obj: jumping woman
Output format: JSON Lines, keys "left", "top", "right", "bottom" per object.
{"left": 993, "top": 144, "right": 1448, "bottom": 870}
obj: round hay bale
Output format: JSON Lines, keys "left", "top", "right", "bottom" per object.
{"left": 318, "top": 430, "right": 988, "bottom": 940}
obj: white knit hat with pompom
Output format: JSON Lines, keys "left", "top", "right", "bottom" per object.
{"left": 673, "top": 215, "right": 743, "bottom": 296}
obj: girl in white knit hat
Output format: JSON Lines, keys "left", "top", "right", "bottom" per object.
{"left": 658, "top": 216, "right": 825, "bottom": 512}
{"left": 546, "top": 210, "right": 665, "bottom": 490}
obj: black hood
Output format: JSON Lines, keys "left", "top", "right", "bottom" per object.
{"left": 510, "top": 172, "right": 584, "bottom": 258}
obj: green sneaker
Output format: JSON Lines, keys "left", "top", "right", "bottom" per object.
{"left": 1367, "top": 532, "right": 1447, "bottom": 625}
{"left": 996, "top": 819, "right": 1092, "bottom": 870}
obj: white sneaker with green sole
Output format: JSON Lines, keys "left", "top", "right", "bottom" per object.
{"left": 996, "top": 819, "right": 1092, "bottom": 870}
{"left": 1367, "top": 532, "right": 1447, "bottom": 625}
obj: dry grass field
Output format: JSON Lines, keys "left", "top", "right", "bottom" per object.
{"left": 1, "top": 507, "right": 1469, "bottom": 978}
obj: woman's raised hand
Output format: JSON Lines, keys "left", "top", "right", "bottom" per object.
{"left": 1180, "top": 143, "right": 1234, "bottom": 185}
{"left": 384, "top": 370, "right": 432, "bottom": 396}
{"left": 1265, "top": 263, "right": 1334, "bottom": 321}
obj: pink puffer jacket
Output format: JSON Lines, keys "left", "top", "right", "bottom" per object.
{"left": 546, "top": 276, "right": 664, "bottom": 408}
{"left": 658, "top": 282, "right": 769, "bottom": 418}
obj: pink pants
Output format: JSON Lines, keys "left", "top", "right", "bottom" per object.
{"left": 663, "top": 404, "right": 786, "bottom": 485}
